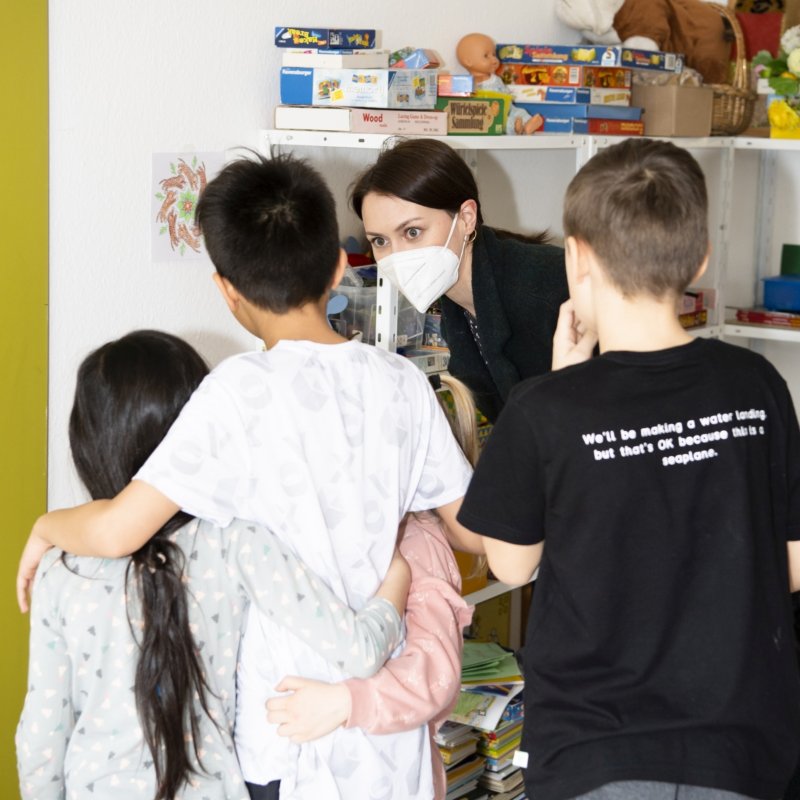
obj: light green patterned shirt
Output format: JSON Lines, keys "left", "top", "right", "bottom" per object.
{"left": 16, "top": 517, "right": 402, "bottom": 800}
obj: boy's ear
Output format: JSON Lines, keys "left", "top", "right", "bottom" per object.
{"left": 691, "top": 251, "right": 710, "bottom": 284}
{"left": 564, "top": 236, "right": 592, "bottom": 284}
{"left": 212, "top": 272, "right": 241, "bottom": 313}
{"left": 329, "top": 248, "right": 349, "bottom": 290}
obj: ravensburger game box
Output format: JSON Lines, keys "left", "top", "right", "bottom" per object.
{"left": 280, "top": 67, "right": 437, "bottom": 108}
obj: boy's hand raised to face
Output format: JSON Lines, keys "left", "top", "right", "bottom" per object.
{"left": 552, "top": 299, "right": 598, "bottom": 371}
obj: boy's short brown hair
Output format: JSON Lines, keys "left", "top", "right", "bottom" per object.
{"left": 563, "top": 138, "right": 708, "bottom": 298}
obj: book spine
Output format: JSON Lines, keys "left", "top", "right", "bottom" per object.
{"left": 735, "top": 310, "right": 800, "bottom": 327}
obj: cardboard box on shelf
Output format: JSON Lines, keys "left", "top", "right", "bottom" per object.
{"left": 507, "top": 84, "right": 631, "bottom": 105}
{"left": 281, "top": 49, "right": 390, "bottom": 69}
{"left": 437, "top": 73, "right": 474, "bottom": 96}
{"left": 389, "top": 47, "right": 440, "bottom": 69}
{"left": 497, "top": 43, "right": 683, "bottom": 72}
{"left": 274, "top": 105, "right": 448, "bottom": 135}
{"left": 631, "top": 84, "right": 713, "bottom": 137}
{"left": 435, "top": 96, "right": 507, "bottom": 135}
{"left": 280, "top": 67, "right": 438, "bottom": 109}
{"left": 498, "top": 63, "right": 632, "bottom": 89}
{"left": 274, "top": 27, "right": 376, "bottom": 49}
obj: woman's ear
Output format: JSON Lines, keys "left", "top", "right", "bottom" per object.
{"left": 459, "top": 199, "right": 479, "bottom": 238}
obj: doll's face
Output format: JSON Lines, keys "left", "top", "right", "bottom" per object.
{"left": 458, "top": 34, "right": 499, "bottom": 76}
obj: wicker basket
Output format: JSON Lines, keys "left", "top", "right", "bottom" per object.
{"left": 708, "top": 2, "right": 757, "bottom": 135}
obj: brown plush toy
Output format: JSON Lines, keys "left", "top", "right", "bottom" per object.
{"left": 555, "top": 0, "right": 733, "bottom": 84}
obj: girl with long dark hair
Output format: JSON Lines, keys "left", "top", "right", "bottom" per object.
{"left": 16, "top": 330, "right": 409, "bottom": 800}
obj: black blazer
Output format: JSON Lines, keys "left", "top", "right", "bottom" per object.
{"left": 441, "top": 226, "right": 568, "bottom": 423}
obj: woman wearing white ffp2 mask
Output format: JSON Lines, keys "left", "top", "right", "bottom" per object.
{"left": 376, "top": 212, "right": 473, "bottom": 315}
{"left": 351, "top": 138, "right": 568, "bottom": 423}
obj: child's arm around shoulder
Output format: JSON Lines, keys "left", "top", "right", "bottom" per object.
{"left": 227, "top": 520, "right": 409, "bottom": 679}
{"left": 18, "top": 481, "right": 178, "bottom": 611}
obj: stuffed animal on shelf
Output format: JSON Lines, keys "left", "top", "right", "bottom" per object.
{"left": 456, "top": 32, "right": 544, "bottom": 134}
{"left": 555, "top": 0, "right": 733, "bottom": 84}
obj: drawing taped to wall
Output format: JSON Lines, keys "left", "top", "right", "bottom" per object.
{"left": 152, "top": 152, "right": 224, "bottom": 261}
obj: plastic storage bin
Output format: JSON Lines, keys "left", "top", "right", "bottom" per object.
{"left": 763, "top": 275, "right": 800, "bottom": 312}
{"left": 332, "top": 284, "right": 425, "bottom": 346}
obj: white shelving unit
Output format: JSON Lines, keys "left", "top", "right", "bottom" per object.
{"left": 261, "top": 129, "right": 800, "bottom": 350}
{"left": 261, "top": 129, "right": 800, "bottom": 645}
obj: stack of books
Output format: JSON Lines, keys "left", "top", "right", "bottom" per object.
{"left": 733, "top": 308, "right": 800, "bottom": 328}
{"left": 494, "top": 43, "right": 684, "bottom": 135}
{"left": 436, "top": 642, "right": 528, "bottom": 799}
{"left": 435, "top": 721, "right": 489, "bottom": 799}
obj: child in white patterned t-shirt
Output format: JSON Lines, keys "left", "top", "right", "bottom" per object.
{"left": 18, "top": 153, "right": 484, "bottom": 799}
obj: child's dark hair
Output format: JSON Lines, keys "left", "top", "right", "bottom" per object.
{"left": 563, "top": 138, "right": 708, "bottom": 298}
{"left": 350, "top": 137, "right": 550, "bottom": 245}
{"left": 195, "top": 151, "right": 341, "bottom": 313}
{"left": 69, "top": 329, "right": 212, "bottom": 800}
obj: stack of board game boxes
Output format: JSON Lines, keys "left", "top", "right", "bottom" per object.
{"left": 273, "top": 27, "right": 683, "bottom": 137}
{"left": 274, "top": 26, "right": 454, "bottom": 136}
{"left": 495, "top": 43, "right": 684, "bottom": 136}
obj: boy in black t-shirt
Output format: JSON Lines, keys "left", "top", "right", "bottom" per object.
{"left": 458, "top": 138, "right": 800, "bottom": 800}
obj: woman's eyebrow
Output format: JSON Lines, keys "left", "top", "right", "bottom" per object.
{"left": 365, "top": 217, "right": 426, "bottom": 237}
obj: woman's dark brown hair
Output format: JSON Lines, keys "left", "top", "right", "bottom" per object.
{"left": 350, "top": 137, "right": 549, "bottom": 245}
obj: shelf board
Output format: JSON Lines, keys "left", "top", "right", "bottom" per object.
{"left": 690, "top": 324, "right": 722, "bottom": 339}
{"left": 261, "top": 129, "right": 584, "bottom": 151}
{"left": 723, "top": 322, "right": 800, "bottom": 342}
{"left": 734, "top": 137, "right": 800, "bottom": 152}
{"left": 261, "top": 129, "right": 744, "bottom": 153}
{"left": 463, "top": 574, "right": 536, "bottom": 606}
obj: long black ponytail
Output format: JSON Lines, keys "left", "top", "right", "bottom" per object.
{"left": 69, "top": 329, "right": 213, "bottom": 800}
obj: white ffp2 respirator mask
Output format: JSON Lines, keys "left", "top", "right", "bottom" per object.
{"left": 377, "top": 214, "right": 468, "bottom": 314}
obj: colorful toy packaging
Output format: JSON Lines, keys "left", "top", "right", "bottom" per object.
{"left": 437, "top": 74, "right": 474, "bottom": 96}
{"left": 496, "top": 43, "right": 683, "bottom": 72}
{"left": 434, "top": 96, "right": 507, "bottom": 135}
{"left": 274, "top": 27, "right": 376, "bottom": 49}
{"left": 389, "top": 47, "right": 440, "bottom": 69}
{"left": 498, "top": 63, "right": 632, "bottom": 88}
{"left": 280, "top": 67, "right": 438, "bottom": 109}
{"left": 507, "top": 85, "right": 631, "bottom": 105}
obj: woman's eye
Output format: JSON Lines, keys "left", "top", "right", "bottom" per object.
{"left": 405, "top": 227, "right": 421, "bottom": 240}
{"left": 370, "top": 236, "right": 388, "bottom": 249}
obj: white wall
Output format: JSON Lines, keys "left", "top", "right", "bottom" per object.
{"left": 49, "top": 2, "right": 800, "bottom": 508}
{"left": 48, "top": 0, "right": 574, "bottom": 506}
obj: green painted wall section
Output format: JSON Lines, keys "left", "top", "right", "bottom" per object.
{"left": 0, "top": 2, "right": 48, "bottom": 796}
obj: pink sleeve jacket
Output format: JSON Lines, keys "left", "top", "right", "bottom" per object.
{"left": 344, "top": 512, "right": 474, "bottom": 799}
